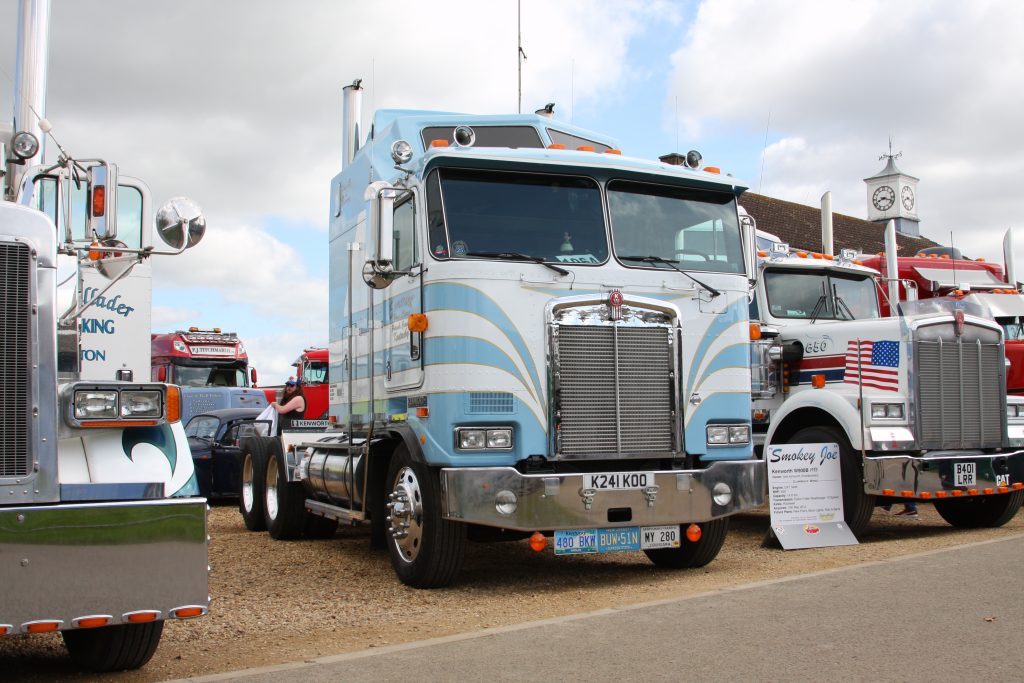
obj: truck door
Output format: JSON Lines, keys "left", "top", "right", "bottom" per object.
{"left": 383, "top": 191, "right": 424, "bottom": 392}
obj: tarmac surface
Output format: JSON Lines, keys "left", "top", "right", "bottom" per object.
{"left": 172, "top": 532, "right": 1024, "bottom": 682}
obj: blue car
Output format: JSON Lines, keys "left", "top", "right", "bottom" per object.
{"left": 185, "top": 408, "right": 270, "bottom": 498}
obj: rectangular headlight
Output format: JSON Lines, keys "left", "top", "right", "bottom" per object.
{"left": 486, "top": 429, "right": 513, "bottom": 449}
{"left": 458, "top": 429, "right": 486, "bottom": 449}
{"left": 706, "top": 426, "right": 729, "bottom": 445}
{"left": 74, "top": 390, "right": 118, "bottom": 419}
{"left": 121, "top": 390, "right": 163, "bottom": 418}
{"left": 728, "top": 425, "right": 750, "bottom": 444}
{"left": 871, "top": 403, "right": 904, "bottom": 419}
{"left": 1008, "top": 404, "right": 1021, "bottom": 419}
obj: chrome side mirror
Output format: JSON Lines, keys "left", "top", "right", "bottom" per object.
{"left": 156, "top": 197, "right": 206, "bottom": 250}
{"left": 740, "top": 212, "right": 758, "bottom": 286}
{"left": 362, "top": 181, "right": 403, "bottom": 289}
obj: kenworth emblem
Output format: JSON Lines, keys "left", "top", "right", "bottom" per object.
{"left": 953, "top": 309, "right": 965, "bottom": 337}
{"left": 609, "top": 289, "right": 624, "bottom": 320}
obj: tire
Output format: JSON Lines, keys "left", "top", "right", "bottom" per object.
{"left": 385, "top": 444, "right": 466, "bottom": 588}
{"left": 644, "top": 517, "right": 729, "bottom": 569}
{"left": 238, "top": 438, "right": 269, "bottom": 532}
{"left": 264, "top": 440, "right": 308, "bottom": 540}
{"left": 303, "top": 513, "right": 340, "bottom": 539}
{"left": 934, "top": 489, "right": 1024, "bottom": 528}
{"left": 63, "top": 621, "right": 164, "bottom": 672}
{"left": 779, "top": 426, "right": 875, "bottom": 536}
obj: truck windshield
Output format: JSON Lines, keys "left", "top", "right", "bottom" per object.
{"left": 173, "top": 366, "right": 248, "bottom": 388}
{"left": 764, "top": 269, "right": 879, "bottom": 320}
{"left": 608, "top": 181, "right": 743, "bottom": 274}
{"left": 431, "top": 169, "right": 607, "bottom": 264}
{"left": 302, "top": 361, "right": 328, "bottom": 384}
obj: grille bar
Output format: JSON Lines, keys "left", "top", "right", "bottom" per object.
{"left": 915, "top": 336, "right": 1003, "bottom": 450}
{"left": 556, "top": 324, "right": 674, "bottom": 456}
{"left": 1, "top": 242, "right": 32, "bottom": 477}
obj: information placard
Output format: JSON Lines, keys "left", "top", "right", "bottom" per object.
{"left": 767, "top": 442, "right": 858, "bottom": 550}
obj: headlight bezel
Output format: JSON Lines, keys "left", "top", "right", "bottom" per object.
{"left": 707, "top": 424, "right": 750, "bottom": 447}
{"left": 455, "top": 426, "right": 514, "bottom": 451}
{"left": 67, "top": 383, "right": 168, "bottom": 427}
{"left": 870, "top": 402, "right": 905, "bottom": 420}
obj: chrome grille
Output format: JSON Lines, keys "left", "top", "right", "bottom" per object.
{"left": 556, "top": 325, "right": 674, "bottom": 456}
{"left": 915, "top": 337, "right": 1003, "bottom": 449}
{"left": 1, "top": 242, "right": 32, "bottom": 477}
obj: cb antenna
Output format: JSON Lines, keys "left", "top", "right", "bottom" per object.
{"left": 517, "top": 0, "right": 527, "bottom": 113}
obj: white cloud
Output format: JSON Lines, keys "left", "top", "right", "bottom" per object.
{"left": 667, "top": 0, "right": 1024, "bottom": 261}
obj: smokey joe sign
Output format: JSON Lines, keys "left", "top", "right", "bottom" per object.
{"left": 767, "top": 442, "right": 858, "bottom": 550}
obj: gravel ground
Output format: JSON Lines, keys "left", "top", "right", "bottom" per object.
{"left": 3, "top": 502, "right": 1022, "bottom": 682}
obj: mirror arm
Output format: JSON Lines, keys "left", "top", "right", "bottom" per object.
{"left": 57, "top": 256, "right": 141, "bottom": 325}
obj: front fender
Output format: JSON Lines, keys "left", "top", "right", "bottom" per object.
{"left": 765, "top": 389, "right": 865, "bottom": 451}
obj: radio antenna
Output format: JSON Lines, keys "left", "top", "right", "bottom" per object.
{"left": 517, "top": 0, "right": 527, "bottom": 113}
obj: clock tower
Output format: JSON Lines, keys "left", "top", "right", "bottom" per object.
{"left": 864, "top": 143, "right": 920, "bottom": 236}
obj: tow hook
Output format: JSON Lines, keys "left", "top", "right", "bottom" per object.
{"left": 579, "top": 487, "right": 596, "bottom": 511}
{"left": 643, "top": 485, "right": 659, "bottom": 508}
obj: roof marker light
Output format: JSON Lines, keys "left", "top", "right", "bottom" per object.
{"left": 547, "top": 143, "right": 566, "bottom": 149}
{"left": 576, "top": 145, "right": 595, "bottom": 152}
{"left": 605, "top": 149, "right": 622, "bottom": 155}
{"left": 704, "top": 166, "right": 721, "bottom": 174}
{"left": 429, "top": 139, "right": 449, "bottom": 148}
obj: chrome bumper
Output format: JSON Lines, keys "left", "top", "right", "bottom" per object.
{"left": 440, "top": 460, "right": 765, "bottom": 531}
{"left": 863, "top": 449, "right": 1024, "bottom": 496}
{"left": 0, "top": 498, "right": 209, "bottom": 633}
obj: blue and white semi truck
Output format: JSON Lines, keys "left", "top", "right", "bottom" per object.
{"left": 243, "top": 82, "right": 765, "bottom": 588}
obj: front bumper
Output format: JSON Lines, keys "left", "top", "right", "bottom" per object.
{"left": 441, "top": 459, "right": 765, "bottom": 531}
{"left": 0, "top": 498, "right": 209, "bottom": 633}
{"left": 863, "top": 449, "right": 1024, "bottom": 496}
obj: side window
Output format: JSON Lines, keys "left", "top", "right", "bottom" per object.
{"left": 393, "top": 195, "right": 416, "bottom": 272}
{"left": 222, "top": 424, "right": 240, "bottom": 445}
{"left": 31, "top": 176, "right": 144, "bottom": 249}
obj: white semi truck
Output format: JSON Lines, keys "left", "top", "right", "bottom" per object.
{"left": 239, "top": 82, "right": 766, "bottom": 588}
{"left": 748, "top": 224, "right": 1024, "bottom": 535}
{"left": 0, "top": 0, "right": 209, "bottom": 671}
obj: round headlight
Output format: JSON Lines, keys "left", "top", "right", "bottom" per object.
{"left": 12, "top": 131, "right": 40, "bottom": 160}
{"left": 390, "top": 139, "right": 413, "bottom": 164}
{"left": 712, "top": 482, "right": 733, "bottom": 506}
{"left": 453, "top": 125, "right": 476, "bottom": 148}
{"left": 495, "top": 489, "right": 518, "bottom": 516}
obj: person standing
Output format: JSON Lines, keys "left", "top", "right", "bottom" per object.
{"left": 271, "top": 377, "right": 306, "bottom": 434}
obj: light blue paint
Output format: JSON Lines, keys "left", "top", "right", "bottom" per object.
{"left": 684, "top": 391, "right": 754, "bottom": 460}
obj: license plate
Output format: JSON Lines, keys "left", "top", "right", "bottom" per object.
{"left": 553, "top": 529, "right": 597, "bottom": 555}
{"left": 582, "top": 472, "right": 654, "bottom": 490}
{"left": 597, "top": 527, "right": 641, "bottom": 553}
{"left": 640, "top": 525, "right": 681, "bottom": 550}
{"left": 954, "top": 462, "right": 977, "bottom": 487}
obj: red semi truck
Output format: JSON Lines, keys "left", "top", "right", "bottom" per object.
{"left": 260, "top": 347, "right": 329, "bottom": 419}
{"left": 859, "top": 240, "right": 1024, "bottom": 394}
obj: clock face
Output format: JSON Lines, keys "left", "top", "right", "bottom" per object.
{"left": 901, "top": 186, "right": 915, "bottom": 211}
{"left": 872, "top": 185, "right": 895, "bottom": 211}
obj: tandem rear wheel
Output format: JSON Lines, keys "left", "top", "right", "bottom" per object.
{"left": 239, "top": 437, "right": 270, "bottom": 531}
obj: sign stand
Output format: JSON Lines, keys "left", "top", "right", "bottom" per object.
{"left": 766, "top": 442, "right": 858, "bottom": 550}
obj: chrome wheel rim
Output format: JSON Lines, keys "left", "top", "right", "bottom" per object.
{"left": 241, "top": 454, "right": 255, "bottom": 513}
{"left": 387, "top": 466, "right": 424, "bottom": 563}
{"left": 265, "top": 454, "right": 279, "bottom": 521}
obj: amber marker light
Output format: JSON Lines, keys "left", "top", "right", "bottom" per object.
{"left": 983, "top": 488, "right": 995, "bottom": 495}
{"left": 171, "top": 606, "right": 206, "bottom": 619}
{"left": 408, "top": 313, "right": 429, "bottom": 333}
{"left": 998, "top": 486, "right": 1009, "bottom": 494}
{"left": 166, "top": 384, "right": 181, "bottom": 423}
{"left": 576, "top": 145, "right": 596, "bottom": 152}
{"left": 935, "top": 491, "right": 948, "bottom": 498}
{"left": 749, "top": 323, "right": 762, "bottom": 341}
{"left": 811, "top": 374, "right": 826, "bottom": 389}
{"left": 951, "top": 490, "right": 964, "bottom": 497}
{"left": 88, "top": 241, "right": 102, "bottom": 261}
{"left": 605, "top": 149, "right": 622, "bottom": 155}
{"left": 73, "top": 616, "right": 111, "bottom": 629}
{"left": 796, "top": 251, "right": 808, "bottom": 258}
{"left": 25, "top": 621, "right": 61, "bottom": 633}
{"left": 968, "top": 489, "right": 979, "bottom": 496}
{"left": 529, "top": 532, "right": 547, "bottom": 552}
{"left": 1013, "top": 483, "right": 1024, "bottom": 490}
{"left": 429, "top": 139, "right": 449, "bottom": 147}
{"left": 91, "top": 185, "right": 105, "bottom": 217}
{"left": 0, "top": 625, "right": 10, "bottom": 636}
{"left": 124, "top": 611, "right": 160, "bottom": 623}
{"left": 704, "top": 166, "right": 721, "bottom": 174}
{"left": 920, "top": 492, "right": 931, "bottom": 499}
{"left": 415, "top": 407, "right": 429, "bottom": 418}
{"left": 900, "top": 490, "right": 913, "bottom": 497}
{"left": 882, "top": 488, "right": 895, "bottom": 496}
{"left": 686, "top": 524, "right": 702, "bottom": 542}
{"left": 757, "top": 250, "right": 768, "bottom": 257}
{"left": 547, "top": 143, "right": 566, "bottom": 149}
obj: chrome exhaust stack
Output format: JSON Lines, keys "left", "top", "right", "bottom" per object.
{"left": 341, "top": 78, "right": 363, "bottom": 170}
{"left": 7, "top": 0, "right": 50, "bottom": 199}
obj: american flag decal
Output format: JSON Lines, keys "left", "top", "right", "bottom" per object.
{"left": 844, "top": 340, "right": 900, "bottom": 391}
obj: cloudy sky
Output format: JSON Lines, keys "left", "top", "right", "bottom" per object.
{"left": 2, "top": 0, "right": 1022, "bottom": 382}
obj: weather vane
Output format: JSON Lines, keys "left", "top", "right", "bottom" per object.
{"left": 879, "top": 136, "right": 902, "bottom": 162}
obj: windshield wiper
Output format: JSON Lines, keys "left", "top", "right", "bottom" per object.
{"left": 832, "top": 283, "right": 855, "bottom": 320}
{"left": 464, "top": 251, "right": 569, "bottom": 277}
{"left": 618, "top": 255, "right": 721, "bottom": 298}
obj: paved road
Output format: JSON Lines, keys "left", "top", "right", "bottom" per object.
{"left": 177, "top": 534, "right": 1024, "bottom": 683}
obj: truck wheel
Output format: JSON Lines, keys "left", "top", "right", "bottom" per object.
{"left": 785, "top": 426, "right": 875, "bottom": 536}
{"left": 385, "top": 444, "right": 466, "bottom": 588}
{"left": 239, "top": 438, "right": 269, "bottom": 531}
{"left": 303, "top": 513, "right": 339, "bottom": 539}
{"left": 264, "top": 440, "right": 308, "bottom": 540}
{"left": 63, "top": 621, "right": 163, "bottom": 672}
{"left": 934, "top": 489, "right": 1024, "bottom": 528}
{"left": 644, "top": 517, "right": 729, "bottom": 569}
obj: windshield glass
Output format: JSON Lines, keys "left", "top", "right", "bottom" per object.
{"left": 173, "top": 365, "right": 248, "bottom": 388}
{"left": 1000, "top": 319, "right": 1024, "bottom": 341}
{"left": 764, "top": 269, "right": 879, "bottom": 319}
{"left": 185, "top": 416, "right": 220, "bottom": 439}
{"left": 302, "top": 361, "right": 328, "bottom": 385}
{"left": 432, "top": 169, "right": 607, "bottom": 264}
{"left": 608, "top": 181, "right": 743, "bottom": 273}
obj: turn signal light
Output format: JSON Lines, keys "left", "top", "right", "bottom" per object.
{"left": 686, "top": 524, "right": 702, "bottom": 542}
{"left": 124, "top": 610, "right": 160, "bottom": 623}
{"left": 408, "top": 313, "right": 429, "bottom": 333}
{"left": 529, "top": 531, "right": 547, "bottom": 552}
{"left": 166, "top": 385, "right": 181, "bottom": 423}
{"left": 91, "top": 185, "right": 106, "bottom": 217}
{"left": 88, "top": 241, "right": 102, "bottom": 261}
{"left": 811, "top": 374, "right": 826, "bottom": 389}
{"left": 749, "top": 323, "right": 762, "bottom": 341}
{"left": 171, "top": 606, "right": 206, "bottom": 619}
{"left": 415, "top": 406, "right": 429, "bottom": 418}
